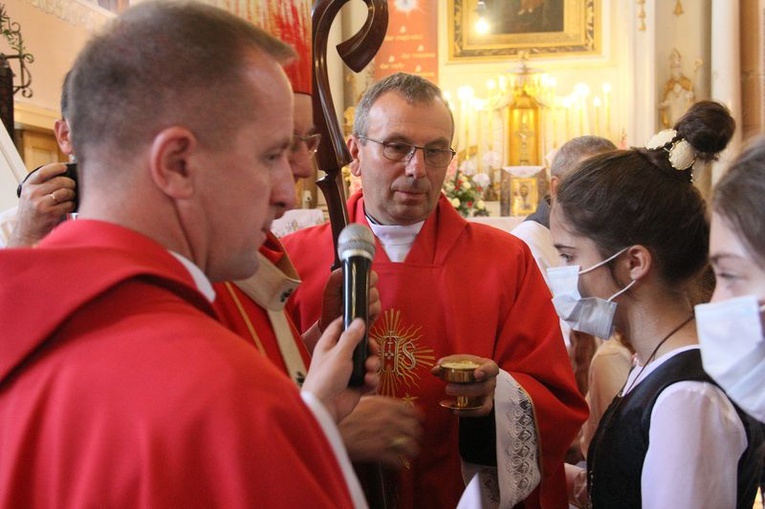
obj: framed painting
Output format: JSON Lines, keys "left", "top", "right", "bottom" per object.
{"left": 448, "top": 0, "right": 600, "bottom": 62}
{"left": 499, "top": 166, "right": 546, "bottom": 217}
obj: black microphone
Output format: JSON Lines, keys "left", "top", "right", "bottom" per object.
{"left": 337, "top": 223, "right": 376, "bottom": 387}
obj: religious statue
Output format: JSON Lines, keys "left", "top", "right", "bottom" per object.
{"left": 659, "top": 49, "right": 701, "bottom": 129}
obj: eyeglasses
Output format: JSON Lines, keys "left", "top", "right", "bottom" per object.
{"left": 290, "top": 133, "right": 321, "bottom": 154}
{"left": 358, "top": 136, "right": 456, "bottom": 168}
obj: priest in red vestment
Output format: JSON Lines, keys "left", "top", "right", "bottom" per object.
{"left": 0, "top": 3, "right": 373, "bottom": 507}
{"left": 283, "top": 72, "right": 589, "bottom": 508}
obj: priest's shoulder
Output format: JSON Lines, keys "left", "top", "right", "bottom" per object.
{"left": 463, "top": 220, "right": 530, "bottom": 253}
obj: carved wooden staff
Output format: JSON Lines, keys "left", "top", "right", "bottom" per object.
{"left": 312, "top": 0, "right": 388, "bottom": 270}
{"left": 312, "top": 2, "right": 392, "bottom": 507}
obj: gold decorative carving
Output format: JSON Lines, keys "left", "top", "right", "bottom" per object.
{"left": 637, "top": 0, "right": 646, "bottom": 31}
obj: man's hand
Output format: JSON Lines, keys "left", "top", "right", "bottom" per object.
{"left": 339, "top": 395, "right": 424, "bottom": 469}
{"left": 432, "top": 354, "right": 499, "bottom": 417}
{"left": 302, "top": 318, "right": 379, "bottom": 423}
{"left": 302, "top": 269, "right": 381, "bottom": 354}
{"left": 318, "top": 268, "right": 381, "bottom": 333}
{"left": 9, "top": 163, "right": 76, "bottom": 247}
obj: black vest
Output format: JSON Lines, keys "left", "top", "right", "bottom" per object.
{"left": 587, "top": 349, "right": 764, "bottom": 509}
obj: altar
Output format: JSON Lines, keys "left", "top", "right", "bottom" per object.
{"left": 468, "top": 215, "right": 525, "bottom": 235}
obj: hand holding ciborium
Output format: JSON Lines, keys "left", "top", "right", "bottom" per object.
{"left": 433, "top": 355, "right": 498, "bottom": 414}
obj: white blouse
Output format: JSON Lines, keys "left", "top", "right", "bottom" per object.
{"left": 623, "top": 345, "right": 747, "bottom": 509}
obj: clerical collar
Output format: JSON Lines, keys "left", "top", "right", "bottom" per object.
{"left": 169, "top": 250, "right": 216, "bottom": 302}
{"left": 366, "top": 219, "right": 424, "bottom": 263}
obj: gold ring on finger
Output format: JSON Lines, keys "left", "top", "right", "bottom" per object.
{"left": 390, "top": 436, "right": 407, "bottom": 449}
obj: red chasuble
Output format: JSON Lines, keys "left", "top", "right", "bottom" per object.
{"left": 283, "top": 193, "right": 588, "bottom": 509}
{"left": 0, "top": 220, "right": 354, "bottom": 508}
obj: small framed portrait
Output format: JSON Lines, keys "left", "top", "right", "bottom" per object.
{"left": 448, "top": 0, "right": 601, "bottom": 61}
{"left": 500, "top": 166, "right": 546, "bottom": 217}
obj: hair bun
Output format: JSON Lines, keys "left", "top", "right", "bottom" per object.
{"left": 675, "top": 100, "right": 735, "bottom": 160}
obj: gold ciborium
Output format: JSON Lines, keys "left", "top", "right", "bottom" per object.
{"left": 437, "top": 358, "right": 482, "bottom": 411}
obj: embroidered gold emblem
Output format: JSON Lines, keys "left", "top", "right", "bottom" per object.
{"left": 371, "top": 309, "right": 436, "bottom": 397}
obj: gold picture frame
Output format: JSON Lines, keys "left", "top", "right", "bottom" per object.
{"left": 448, "top": 0, "right": 600, "bottom": 62}
{"left": 500, "top": 166, "right": 546, "bottom": 217}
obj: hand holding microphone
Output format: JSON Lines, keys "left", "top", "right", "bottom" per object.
{"left": 302, "top": 223, "right": 380, "bottom": 423}
{"left": 338, "top": 223, "right": 376, "bottom": 387}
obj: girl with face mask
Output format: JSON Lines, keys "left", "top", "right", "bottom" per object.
{"left": 696, "top": 138, "right": 765, "bottom": 424}
{"left": 550, "top": 101, "right": 764, "bottom": 509}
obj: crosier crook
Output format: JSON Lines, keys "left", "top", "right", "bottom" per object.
{"left": 312, "top": 2, "right": 393, "bottom": 507}
{"left": 312, "top": 0, "right": 388, "bottom": 270}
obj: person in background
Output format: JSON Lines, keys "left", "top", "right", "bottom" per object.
{"left": 512, "top": 135, "right": 616, "bottom": 287}
{"left": 552, "top": 101, "right": 764, "bottom": 508}
{"left": 283, "top": 71, "right": 587, "bottom": 508}
{"left": 0, "top": 73, "right": 75, "bottom": 247}
{"left": 0, "top": 2, "right": 377, "bottom": 507}
{"left": 696, "top": 135, "right": 765, "bottom": 423}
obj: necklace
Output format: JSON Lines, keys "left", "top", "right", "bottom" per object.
{"left": 619, "top": 314, "right": 695, "bottom": 397}
{"left": 586, "top": 314, "right": 695, "bottom": 508}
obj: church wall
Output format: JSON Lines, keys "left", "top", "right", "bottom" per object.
{"left": 3, "top": 0, "right": 111, "bottom": 130}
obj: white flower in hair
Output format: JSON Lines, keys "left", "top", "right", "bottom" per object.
{"left": 645, "top": 129, "right": 677, "bottom": 149}
{"left": 668, "top": 139, "right": 697, "bottom": 171}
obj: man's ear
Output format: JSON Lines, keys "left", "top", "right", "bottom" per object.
{"left": 54, "top": 119, "right": 73, "bottom": 156}
{"left": 149, "top": 126, "right": 197, "bottom": 199}
{"left": 347, "top": 135, "right": 362, "bottom": 177}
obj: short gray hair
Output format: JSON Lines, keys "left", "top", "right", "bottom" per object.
{"left": 550, "top": 135, "right": 616, "bottom": 179}
{"left": 353, "top": 72, "right": 454, "bottom": 139}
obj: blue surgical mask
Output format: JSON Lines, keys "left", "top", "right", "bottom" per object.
{"left": 696, "top": 295, "right": 765, "bottom": 422}
{"left": 547, "top": 247, "right": 635, "bottom": 339}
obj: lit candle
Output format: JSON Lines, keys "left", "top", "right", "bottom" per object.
{"left": 593, "top": 97, "right": 602, "bottom": 137}
{"left": 486, "top": 80, "right": 496, "bottom": 152}
{"left": 551, "top": 103, "right": 559, "bottom": 149}
{"left": 574, "top": 83, "right": 590, "bottom": 135}
{"left": 503, "top": 107, "right": 510, "bottom": 166}
{"left": 465, "top": 86, "right": 474, "bottom": 154}
{"left": 602, "top": 83, "right": 611, "bottom": 139}
{"left": 472, "top": 97, "right": 484, "bottom": 173}
{"left": 562, "top": 97, "right": 572, "bottom": 143}
{"left": 457, "top": 86, "right": 471, "bottom": 154}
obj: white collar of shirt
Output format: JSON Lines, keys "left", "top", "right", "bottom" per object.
{"left": 623, "top": 344, "right": 699, "bottom": 395}
{"left": 169, "top": 250, "right": 216, "bottom": 302}
{"left": 367, "top": 221, "right": 425, "bottom": 263}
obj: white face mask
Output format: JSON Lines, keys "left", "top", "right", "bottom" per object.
{"left": 696, "top": 295, "right": 765, "bottom": 422}
{"left": 547, "top": 247, "right": 635, "bottom": 339}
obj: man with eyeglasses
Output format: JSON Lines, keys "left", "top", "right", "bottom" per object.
{"left": 282, "top": 72, "right": 588, "bottom": 508}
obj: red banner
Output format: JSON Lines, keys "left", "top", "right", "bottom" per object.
{"left": 374, "top": 0, "right": 438, "bottom": 83}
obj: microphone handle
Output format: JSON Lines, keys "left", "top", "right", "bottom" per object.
{"left": 343, "top": 255, "right": 371, "bottom": 387}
